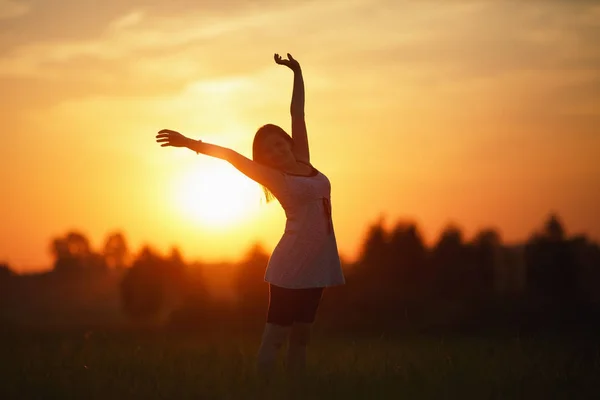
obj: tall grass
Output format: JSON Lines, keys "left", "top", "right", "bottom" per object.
{"left": 1, "top": 328, "right": 598, "bottom": 399}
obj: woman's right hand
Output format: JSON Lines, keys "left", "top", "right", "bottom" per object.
{"left": 156, "top": 129, "right": 191, "bottom": 148}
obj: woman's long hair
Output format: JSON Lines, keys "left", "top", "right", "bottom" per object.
{"left": 252, "top": 124, "right": 294, "bottom": 203}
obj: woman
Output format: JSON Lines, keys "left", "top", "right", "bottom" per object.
{"left": 155, "top": 53, "right": 345, "bottom": 376}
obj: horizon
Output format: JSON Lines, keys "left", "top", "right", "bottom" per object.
{"left": 4, "top": 211, "right": 591, "bottom": 274}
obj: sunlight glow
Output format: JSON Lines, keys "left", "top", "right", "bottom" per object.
{"left": 172, "top": 162, "right": 261, "bottom": 229}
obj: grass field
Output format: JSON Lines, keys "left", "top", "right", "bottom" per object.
{"left": 1, "top": 328, "right": 599, "bottom": 399}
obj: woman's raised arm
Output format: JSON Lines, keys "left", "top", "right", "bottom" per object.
{"left": 156, "top": 129, "right": 285, "bottom": 190}
{"left": 275, "top": 53, "right": 309, "bottom": 164}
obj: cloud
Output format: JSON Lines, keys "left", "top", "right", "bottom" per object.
{"left": 0, "top": 0, "right": 598, "bottom": 121}
{"left": 108, "top": 10, "right": 145, "bottom": 32}
{"left": 0, "top": 0, "right": 31, "bottom": 20}
{"left": 0, "top": 0, "right": 363, "bottom": 108}
{"left": 327, "top": 1, "right": 600, "bottom": 78}
{"left": 0, "top": 1, "right": 321, "bottom": 76}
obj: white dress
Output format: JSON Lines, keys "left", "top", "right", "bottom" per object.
{"left": 264, "top": 165, "right": 346, "bottom": 289}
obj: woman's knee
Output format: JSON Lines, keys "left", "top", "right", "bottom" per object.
{"left": 261, "top": 323, "right": 290, "bottom": 348}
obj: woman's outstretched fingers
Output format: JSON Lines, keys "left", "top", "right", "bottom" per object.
{"left": 156, "top": 130, "right": 172, "bottom": 147}
{"left": 158, "top": 129, "right": 178, "bottom": 134}
{"left": 274, "top": 52, "right": 299, "bottom": 71}
{"left": 155, "top": 129, "right": 189, "bottom": 148}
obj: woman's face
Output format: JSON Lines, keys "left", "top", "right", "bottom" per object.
{"left": 260, "top": 134, "right": 295, "bottom": 168}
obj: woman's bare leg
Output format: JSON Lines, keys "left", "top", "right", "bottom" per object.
{"left": 256, "top": 323, "right": 291, "bottom": 376}
{"left": 286, "top": 322, "right": 312, "bottom": 375}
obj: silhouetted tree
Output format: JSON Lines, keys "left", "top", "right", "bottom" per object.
{"left": 0, "top": 263, "right": 14, "bottom": 321}
{"left": 358, "top": 217, "right": 389, "bottom": 269}
{"left": 119, "top": 244, "right": 190, "bottom": 322}
{"left": 349, "top": 218, "right": 430, "bottom": 326}
{"left": 165, "top": 246, "right": 187, "bottom": 305}
{"left": 10, "top": 213, "right": 599, "bottom": 332}
{"left": 570, "top": 235, "right": 600, "bottom": 305}
{"left": 50, "top": 231, "right": 107, "bottom": 275}
{"left": 387, "top": 221, "right": 429, "bottom": 301}
{"left": 431, "top": 224, "right": 466, "bottom": 301}
{"left": 467, "top": 229, "right": 501, "bottom": 302}
{"left": 168, "top": 247, "right": 184, "bottom": 267}
{"left": 0, "top": 263, "right": 14, "bottom": 279}
{"left": 350, "top": 218, "right": 393, "bottom": 320}
{"left": 544, "top": 213, "right": 565, "bottom": 242}
{"left": 120, "top": 246, "right": 168, "bottom": 320}
{"left": 103, "top": 231, "right": 130, "bottom": 269}
{"left": 473, "top": 229, "right": 501, "bottom": 249}
{"left": 525, "top": 214, "right": 578, "bottom": 309}
{"left": 51, "top": 236, "right": 76, "bottom": 273}
{"left": 167, "top": 260, "right": 214, "bottom": 331}
{"left": 0, "top": 263, "right": 14, "bottom": 302}
{"left": 234, "top": 243, "right": 270, "bottom": 316}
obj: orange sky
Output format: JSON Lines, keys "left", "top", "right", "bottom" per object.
{"left": 1, "top": 0, "right": 599, "bottom": 272}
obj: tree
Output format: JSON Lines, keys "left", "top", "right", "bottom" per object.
{"left": 353, "top": 217, "right": 390, "bottom": 302}
{"left": 0, "top": 263, "right": 14, "bottom": 279}
{"left": 387, "top": 221, "right": 428, "bottom": 301}
{"left": 358, "top": 216, "right": 389, "bottom": 269}
{"left": 50, "top": 230, "right": 106, "bottom": 275}
{"left": 0, "top": 262, "right": 15, "bottom": 297}
{"left": 352, "top": 217, "right": 425, "bottom": 324}
{"left": 473, "top": 229, "right": 501, "bottom": 249}
{"left": 0, "top": 263, "right": 14, "bottom": 314}
{"left": 120, "top": 245, "right": 187, "bottom": 321}
{"left": 525, "top": 213, "right": 578, "bottom": 308}
{"left": 544, "top": 213, "right": 565, "bottom": 242}
{"left": 120, "top": 246, "right": 167, "bottom": 320}
{"left": 165, "top": 246, "right": 187, "bottom": 305}
{"left": 103, "top": 231, "right": 130, "bottom": 269}
{"left": 431, "top": 224, "right": 466, "bottom": 300}
{"left": 234, "top": 242, "right": 270, "bottom": 313}
{"left": 570, "top": 237, "right": 600, "bottom": 305}
{"left": 468, "top": 229, "right": 502, "bottom": 301}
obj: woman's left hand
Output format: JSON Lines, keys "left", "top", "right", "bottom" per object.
{"left": 274, "top": 53, "right": 301, "bottom": 72}
{"left": 156, "top": 129, "right": 191, "bottom": 148}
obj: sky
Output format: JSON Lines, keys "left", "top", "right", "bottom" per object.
{"left": 1, "top": 0, "right": 599, "bottom": 272}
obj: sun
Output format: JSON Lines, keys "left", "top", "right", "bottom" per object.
{"left": 172, "top": 161, "right": 262, "bottom": 228}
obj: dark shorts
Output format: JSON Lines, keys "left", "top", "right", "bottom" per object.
{"left": 266, "top": 284, "right": 324, "bottom": 327}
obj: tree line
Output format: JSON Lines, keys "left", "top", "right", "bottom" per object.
{"left": 1, "top": 213, "right": 599, "bottom": 333}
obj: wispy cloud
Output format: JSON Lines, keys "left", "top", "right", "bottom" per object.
{"left": 0, "top": 0, "right": 364, "bottom": 109}
{"left": 0, "top": 0, "right": 598, "bottom": 117}
{"left": 107, "top": 10, "right": 145, "bottom": 32}
{"left": 0, "top": 1, "right": 329, "bottom": 79}
{"left": 0, "top": 0, "right": 31, "bottom": 20}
